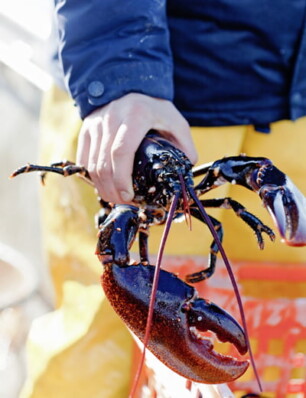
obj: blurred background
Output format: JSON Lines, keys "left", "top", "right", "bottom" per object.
{"left": 0, "top": 1, "right": 54, "bottom": 396}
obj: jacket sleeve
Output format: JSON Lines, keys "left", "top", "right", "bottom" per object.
{"left": 54, "top": 0, "right": 173, "bottom": 119}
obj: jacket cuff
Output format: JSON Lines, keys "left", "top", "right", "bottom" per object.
{"left": 73, "top": 61, "right": 174, "bottom": 119}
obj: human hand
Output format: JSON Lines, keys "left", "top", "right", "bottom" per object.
{"left": 77, "top": 93, "right": 198, "bottom": 203}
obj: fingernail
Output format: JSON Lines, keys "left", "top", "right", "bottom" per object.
{"left": 120, "top": 190, "right": 133, "bottom": 202}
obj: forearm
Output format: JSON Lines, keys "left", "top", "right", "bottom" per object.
{"left": 54, "top": 0, "right": 174, "bottom": 118}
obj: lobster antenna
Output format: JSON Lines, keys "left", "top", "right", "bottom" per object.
{"left": 129, "top": 191, "right": 180, "bottom": 398}
{"left": 189, "top": 189, "right": 262, "bottom": 393}
{"left": 179, "top": 174, "right": 192, "bottom": 230}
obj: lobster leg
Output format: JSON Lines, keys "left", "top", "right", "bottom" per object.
{"left": 185, "top": 209, "right": 222, "bottom": 283}
{"left": 201, "top": 198, "right": 275, "bottom": 248}
{"left": 185, "top": 198, "right": 274, "bottom": 283}
{"left": 138, "top": 230, "right": 150, "bottom": 264}
{"left": 10, "top": 161, "right": 92, "bottom": 185}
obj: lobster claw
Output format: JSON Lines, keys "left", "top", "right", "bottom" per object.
{"left": 187, "top": 299, "right": 247, "bottom": 355}
{"left": 259, "top": 171, "right": 306, "bottom": 246}
{"left": 102, "top": 263, "right": 249, "bottom": 384}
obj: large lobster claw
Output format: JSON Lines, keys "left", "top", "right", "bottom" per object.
{"left": 255, "top": 164, "right": 306, "bottom": 246}
{"left": 101, "top": 262, "right": 249, "bottom": 384}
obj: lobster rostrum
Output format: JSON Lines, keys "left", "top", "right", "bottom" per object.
{"left": 10, "top": 131, "right": 306, "bottom": 388}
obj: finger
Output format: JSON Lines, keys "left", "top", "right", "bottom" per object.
{"left": 86, "top": 122, "right": 105, "bottom": 194}
{"left": 76, "top": 124, "right": 91, "bottom": 167}
{"left": 111, "top": 120, "right": 151, "bottom": 203}
{"left": 95, "top": 115, "right": 122, "bottom": 202}
{"left": 87, "top": 122, "right": 102, "bottom": 169}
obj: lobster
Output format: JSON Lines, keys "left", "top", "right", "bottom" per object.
{"left": 10, "top": 131, "right": 306, "bottom": 390}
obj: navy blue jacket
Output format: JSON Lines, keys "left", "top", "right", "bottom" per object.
{"left": 54, "top": 0, "right": 306, "bottom": 128}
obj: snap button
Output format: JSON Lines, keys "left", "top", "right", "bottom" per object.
{"left": 88, "top": 81, "right": 104, "bottom": 97}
